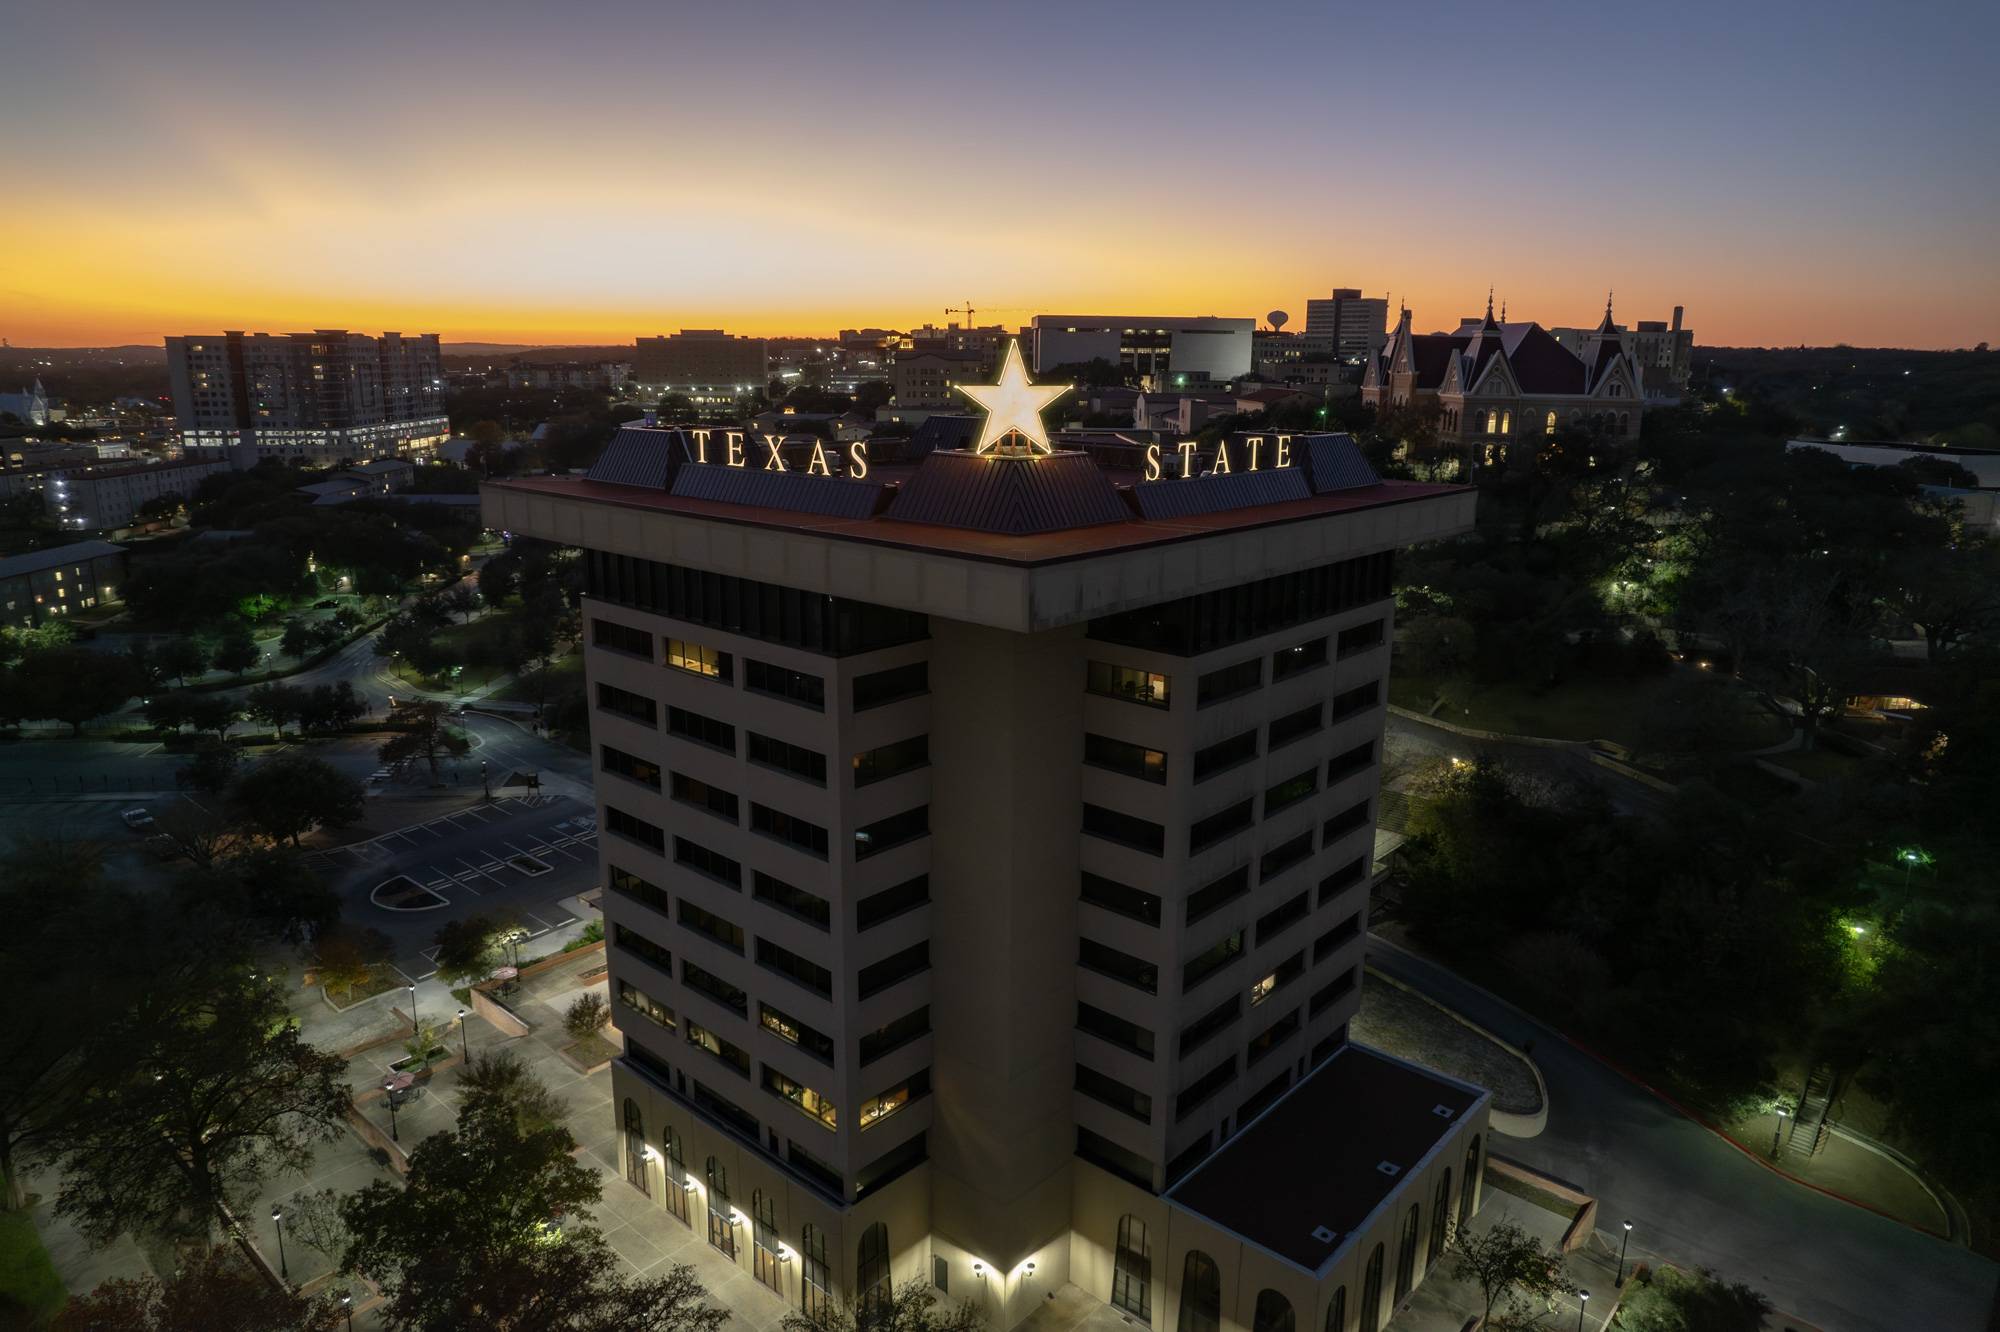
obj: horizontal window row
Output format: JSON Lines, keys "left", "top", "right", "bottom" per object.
{"left": 853, "top": 734, "right": 928, "bottom": 786}
{"left": 1076, "top": 1064, "right": 1152, "bottom": 1124}
{"left": 746, "top": 659, "right": 825, "bottom": 712}
{"left": 1175, "top": 1054, "right": 1239, "bottom": 1121}
{"left": 1081, "top": 872, "right": 1162, "bottom": 926}
{"left": 666, "top": 635, "right": 732, "bottom": 681}
{"left": 585, "top": 550, "right": 928, "bottom": 657}
{"left": 668, "top": 704, "right": 735, "bottom": 753}
{"left": 748, "top": 732, "right": 827, "bottom": 786}
{"left": 597, "top": 682, "right": 656, "bottom": 726}
{"left": 593, "top": 616, "right": 651, "bottom": 657}
{"left": 854, "top": 661, "right": 928, "bottom": 711}
{"left": 1087, "top": 660, "right": 1170, "bottom": 709}
{"left": 1085, "top": 732, "right": 1168, "bottom": 784}
{"left": 1077, "top": 1001, "right": 1156, "bottom": 1060}
{"left": 673, "top": 772, "right": 739, "bottom": 823}
{"left": 1088, "top": 550, "right": 1394, "bottom": 657}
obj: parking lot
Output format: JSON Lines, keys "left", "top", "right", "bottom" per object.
{"left": 306, "top": 793, "right": 602, "bottom": 980}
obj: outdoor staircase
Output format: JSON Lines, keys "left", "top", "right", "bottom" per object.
{"left": 1786, "top": 1065, "right": 1834, "bottom": 1159}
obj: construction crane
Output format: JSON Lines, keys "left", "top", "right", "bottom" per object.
{"left": 944, "top": 302, "right": 1028, "bottom": 327}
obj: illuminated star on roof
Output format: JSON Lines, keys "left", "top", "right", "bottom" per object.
{"left": 956, "top": 339, "right": 1068, "bottom": 456}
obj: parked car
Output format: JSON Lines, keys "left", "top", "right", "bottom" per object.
{"left": 120, "top": 807, "right": 155, "bottom": 831}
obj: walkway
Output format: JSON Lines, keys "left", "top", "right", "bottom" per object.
{"left": 1367, "top": 935, "right": 1998, "bottom": 1332}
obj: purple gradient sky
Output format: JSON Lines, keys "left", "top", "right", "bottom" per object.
{"left": 3, "top": 0, "right": 1995, "bottom": 347}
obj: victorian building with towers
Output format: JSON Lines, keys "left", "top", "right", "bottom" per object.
{"left": 482, "top": 341, "right": 1492, "bottom": 1332}
{"left": 1362, "top": 296, "right": 1647, "bottom": 454}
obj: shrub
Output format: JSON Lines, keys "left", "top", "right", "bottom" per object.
{"left": 565, "top": 992, "right": 609, "bottom": 1043}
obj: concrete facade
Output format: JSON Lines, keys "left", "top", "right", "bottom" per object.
{"left": 483, "top": 443, "right": 1484, "bottom": 1332}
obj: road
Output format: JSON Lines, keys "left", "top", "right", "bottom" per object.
{"left": 1385, "top": 710, "right": 1669, "bottom": 817}
{"left": 1369, "top": 936, "right": 1998, "bottom": 1332}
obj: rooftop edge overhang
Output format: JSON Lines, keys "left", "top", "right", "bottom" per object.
{"left": 480, "top": 478, "right": 1474, "bottom": 635}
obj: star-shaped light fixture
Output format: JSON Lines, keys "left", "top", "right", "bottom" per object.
{"left": 957, "top": 339, "right": 1068, "bottom": 456}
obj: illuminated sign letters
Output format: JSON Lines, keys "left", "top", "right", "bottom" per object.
{"left": 1143, "top": 434, "right": 1293, "bottom": 482}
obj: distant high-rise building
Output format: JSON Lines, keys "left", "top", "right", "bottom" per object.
{"left": 166, "top": 330, "right": 447, "bottom": 464}
{"left": 1303, "top": 290, "right": 1388, "bottom": 364}
{"left": 1551, "top": 304, "right": 1692, "bottom": 400}
{"left": 480, "top": 349, "right": 1491, "bottom": 1332}
{"left": 1030, "top": 315, "right": 1254, "bottom": 387}
{"left": 634, "top": 331, "right": 770, "bottom": 410}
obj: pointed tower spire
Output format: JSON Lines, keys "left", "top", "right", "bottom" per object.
{"left": 1597, "top": 290, "right": 1616, "bottom": 333}
{"left": 1499, "top": 298, "right": 1507, "bottom": 323}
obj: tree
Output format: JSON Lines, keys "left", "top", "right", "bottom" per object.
{"left": 340, "top": 1089, "right": 603, "bottom": 1330}
{"left": 451, "top": 1242, "right": 729, "bottom": 1332}
{"left": 184, "top": 847, "right": 341, "bottom": 948}
{"left": 50, "top": 1244, "right": 343, "bottom": 1332}
{"left": 0, "top": 838, "right": 119, "bottom": 1209}
{"left": 564, "top": 993, "right": 609, "bottom": 1043}
{"left": 1618, "top": 1265, "right": 1773, "bottom": 1332}
{"left": 232, "top": 753, "right": 365, "bottom": 846}
{"left": 316, "top": 927, "right": 394, "bottom": 1005}
{"left": 440, "top": 583, "right": 481, "bottom": 625}
{"left": 176, "top": 735, "right": 242, "bottom": 794}
{"left": 280, "top": 617, "right": 316, "bottom": 664}
{"left": 430, "top": 912, "right": 516, "bottom": 987}
{"left": 298, "top": 680, "right": 367, "bottom": 734}
{"left": 378, "top": 700, "right": 470, "bottom": 784}
{"left": 55, "top": 969, "right": 351, "bottom": 1244}
{"left": 142, "top": 691, "right": 191, "bottom": 734}
{"left": 182, "top": 693, "right": 243, "bottom": 741}
{"left": 782, "top": 1279, "right": 983, "bottom": 1332}
{"left": 150, "top": 798, "right": 246, "bottom": 867}
{"left": 213, "top": 622, "right": 261, "bottom": 677}
{"left": 456, "top": 1051, "right": 566, "bottom": 1137}
{"left": 11, "top": 645, "right": 146, "bottom": 734}
{"left": 1449, "top": 1219, "right": 1573, "bottom": 1329}
{"left": 245, "top": 682, "right": 309, "bottom": 742}
{"left": 283, "top": 1186, "right": 354, "bottom": 1273}
{"left": 1881, "top": 539, "right": 2000, "bottom": 663}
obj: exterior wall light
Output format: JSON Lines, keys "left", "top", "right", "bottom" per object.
{"left": 972, "top": 1262, "right": 985, "bottom": 1277}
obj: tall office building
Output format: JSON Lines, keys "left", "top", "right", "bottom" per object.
{"left": 166, "top": 330, "right": 448, "bottom": 464}
{"left": 1302, "top": 291, "right": 1388, "bottom": 364}
{"left": 481, "top": 347, "right": 1488, "bottom": 1332}
{"left": 634, "top": 331, "right": 772, "bottom": 411}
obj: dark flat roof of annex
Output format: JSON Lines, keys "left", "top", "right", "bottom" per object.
{"left": 481, "top": 472, "right": 1466, "bottom": 570}
{"left": 1166, "top": 1044, "right": 1485, "bottom": 1273}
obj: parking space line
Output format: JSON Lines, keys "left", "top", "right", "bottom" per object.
{"left": 456, "top": 856, "right": 505, "bottom": 887}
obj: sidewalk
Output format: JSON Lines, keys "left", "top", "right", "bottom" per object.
{"left": 1388, "top": 1191, "right": 1625, "bottom": 1332}
{"left": 1719, "top": 1111, "right": 1951, "bottom": 1239}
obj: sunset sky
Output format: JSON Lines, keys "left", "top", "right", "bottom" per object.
{"left": 4, "top": 0, "right": 1995, "bottom": 349}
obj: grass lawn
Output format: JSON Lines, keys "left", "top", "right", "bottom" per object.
{"left": 1765, "top": 746, "right": 1869, "bottom": 784}
{"left": 492, "top": 647, "right": 582, "bottom": 704}
{"left": 0, "top": 1209, "right": 66, "bottom": 1324}
{"left": 1394, "top": 668, "right": 1789, "bottom": 751}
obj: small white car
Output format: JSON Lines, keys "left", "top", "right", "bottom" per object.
{"left": 120, "top": 808, "right": 155, "bottom": 831}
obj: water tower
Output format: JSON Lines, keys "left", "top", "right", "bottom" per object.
{"left": 1267, "top": 310, "right": 1289, "bottom": 332}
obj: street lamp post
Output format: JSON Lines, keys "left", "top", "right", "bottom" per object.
{"left": 1771, "top": 1106, "right": 1789, "bottom": 1158}
{"left": 458, "top": 1007, "right": 469, "bottom": 1063}
{"left": 481, "top": 758, "right": 490, "bottom": 800}
{"left": 341, "top": 1292, "right": 353, "bottom": 1331}
{"left": 1616, "top": 1221, "right": 1633, "bottom": 1286}
{"left": 1577, "top": 1290, "right": 1589, "bottom": 1332}
{"left": 271, "top": 1205, "right": 288, "bottom": 1281}
{"left": 407, "top": 983, "right": 419, "bottom": 1035}
{"left": 384, "top": 1080, "right": 400, "bottom": 1142}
